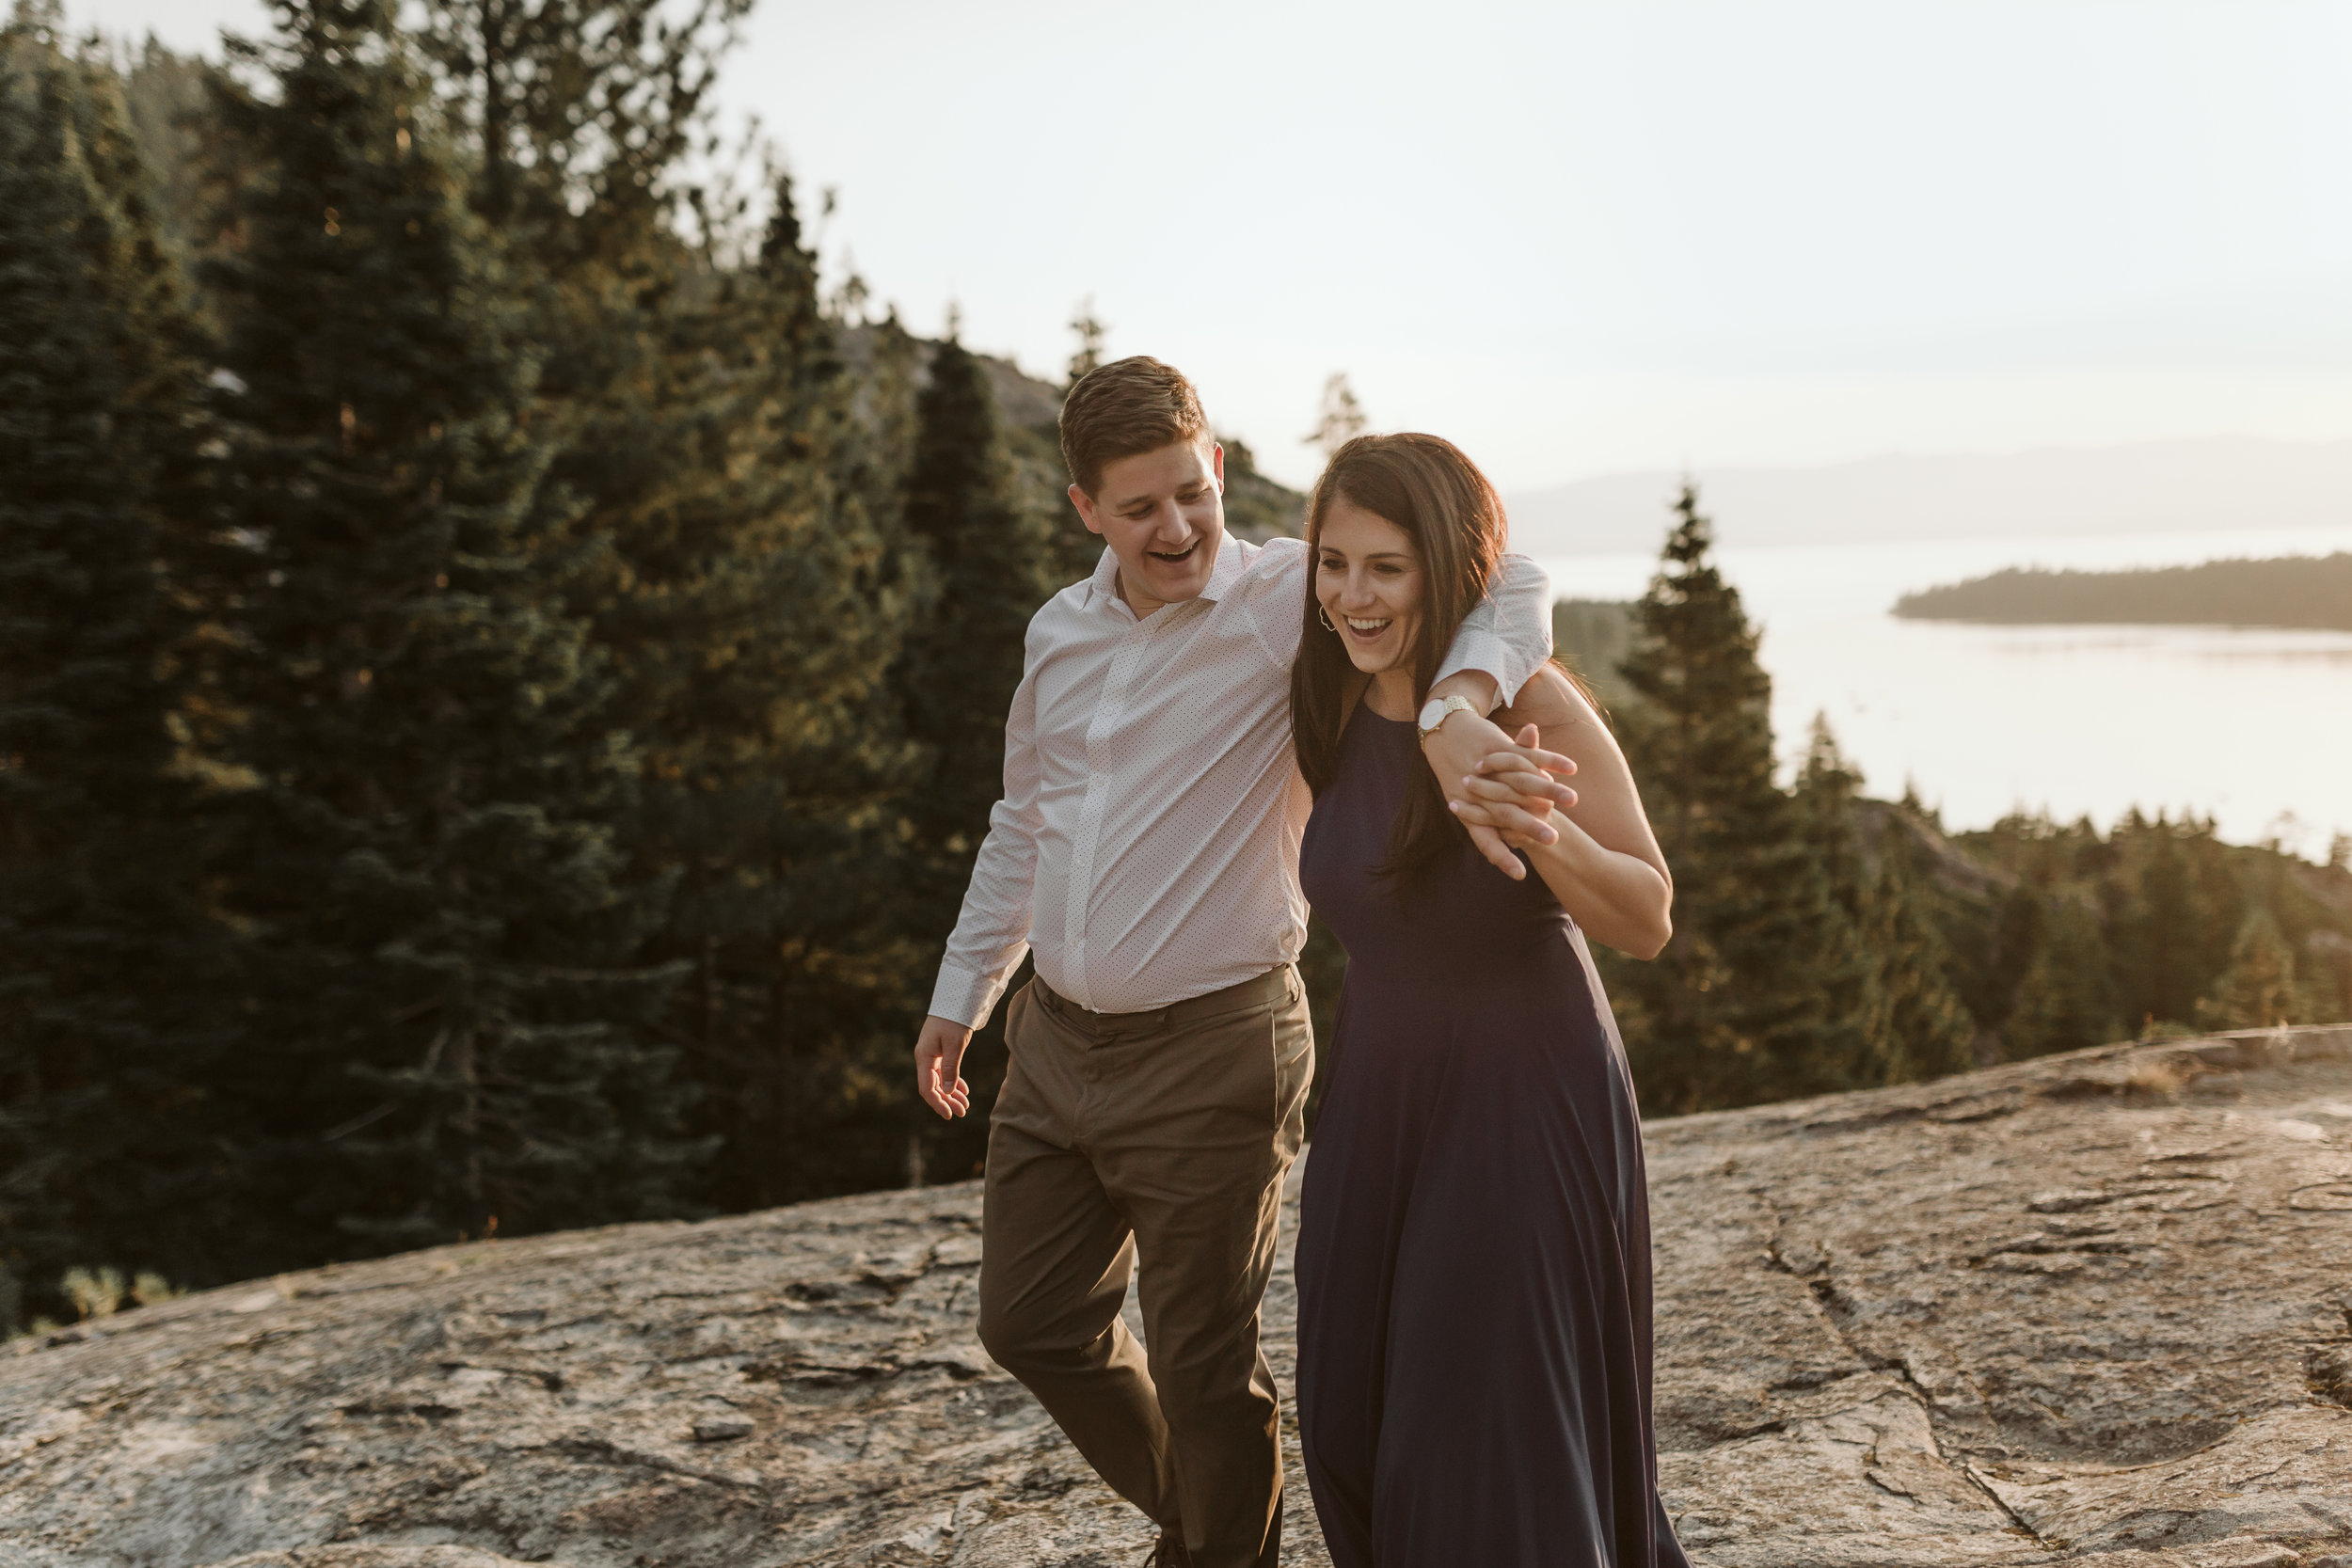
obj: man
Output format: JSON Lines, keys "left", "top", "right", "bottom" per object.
{"left": 912, "top": 357, "right": 1566, "bottom": 1568}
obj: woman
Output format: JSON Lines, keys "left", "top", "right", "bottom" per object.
{"left": 1290, "top": 433, "right": 1688, "bottom": 1567}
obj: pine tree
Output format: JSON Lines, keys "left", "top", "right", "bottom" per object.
{"left": 399, "top": 8, "right": 912, "bottom": 1212}
{"left": 1861, "top": 832, "right": 1979, "bottom": 1083}
{"left": 1788, "top": 718, "right": 1881, "bottom": 1087}
{"left": 1304, "top": 372, "right": 1368, "bottom": 464}
{"left": 1606, "top": 485, "right": 1847, "bottom": 1111}
{"left": 897, "top": 325, "right": 1062, "bottom": 877}
{"left": 2306, "top": 931, "right": 2352, "bottom": 1024}
{"left": 1217, "top": 434, "right": 1309, "bottom": 546}
{"left": 411, "top": 0, "right": 761, "bottom": 695}
{"left": 118, "top": 35, "right": 219, "bottom": 265}
{"left": 2195, "top": 909, "right": 2312, "bottom": 1031}
{"left": 606, "top": 174, "right": 926, "bottom": 1212}
{"left": 2116, "top": 816, "right": 2199, "bottom": 1027}
{"left": 2110, "top": 816, "right": 2239, "bottom": 1030}
{"left": 415, "top": 0, "right": 747, "bottom": 245}
{"left": 0, "top": 5, "right": 226, "bottom": 1327}
{"left": 203, "top": 0, "right": 698, "bottom": 1267}
{"left": 1785, "top": 717, "right": 1976, "bottom": 1087}
{"left": 1065, "top": 296, "right": 1106, "bottom": 392}
{"left": 2006, "top": 893, "right": 2122, "bottom": 1057}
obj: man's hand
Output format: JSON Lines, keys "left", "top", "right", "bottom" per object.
{"left": 1456, "top": 720, "right": 1581, "bottom": 837}
{"left": 1422, "top": 712, "right": 1576, "bottom": 879}
{"left": 914, "top": 1015, "right": 975, "bottom": 1119}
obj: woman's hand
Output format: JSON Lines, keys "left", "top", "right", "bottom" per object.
{"left": 1450, "top": 722, "right": 1581, "bottom": 835}
{"left": 1427, "top": 716, "right": 1578, "bottom": 879}
{"left": 1448, "top": 722, "right": 1582, "bottom": 871}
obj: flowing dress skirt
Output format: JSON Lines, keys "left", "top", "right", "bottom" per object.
{"left": 1294, "top": 708, "right": 1689, "bottom": 1568}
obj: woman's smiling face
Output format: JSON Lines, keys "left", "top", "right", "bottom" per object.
{"left": 1315, "top": 496, "right": 1424, "bottom": 676}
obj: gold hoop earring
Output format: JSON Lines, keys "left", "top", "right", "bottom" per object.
{"left": 1317, "top": 605, "right": 1338, "bottom": 632}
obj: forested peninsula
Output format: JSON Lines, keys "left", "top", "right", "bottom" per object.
{"left": 1893, "top": 552, "right": 2352, "bottom": 630}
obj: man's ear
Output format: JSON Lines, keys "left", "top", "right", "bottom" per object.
{"left": 1211, "top": 440, "right": 1226, "bottom": 494}
{"left": 1069, "top": 482, "right": 1104, "bottom": 537}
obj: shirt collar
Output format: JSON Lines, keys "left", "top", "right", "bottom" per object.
{"left": 1082, "top": 546, "right": 1121, "bottom": 613}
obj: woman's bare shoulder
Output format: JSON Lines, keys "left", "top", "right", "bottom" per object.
{"left": 1500, "top": 662, "right": 1602, "bottom": 732}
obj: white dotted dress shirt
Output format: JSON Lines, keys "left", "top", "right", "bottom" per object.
{"left": 927, "top": 536, "right": 1555, "bottom": 1028}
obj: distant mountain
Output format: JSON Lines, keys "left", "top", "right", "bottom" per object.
{"left": 1504, "top": 436, "right": 2352, "bottom": 556}
{"left": 1895, "top": 553, "right": 2352, "bottom": 631}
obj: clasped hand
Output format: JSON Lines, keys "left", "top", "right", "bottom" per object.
{"left": 1424, "top": 717, "right": 1577, "bottom": 880}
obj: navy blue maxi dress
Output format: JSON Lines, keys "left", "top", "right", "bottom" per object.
{"left": 1294, "top": 705, "right": 1689, "bottom": 1568}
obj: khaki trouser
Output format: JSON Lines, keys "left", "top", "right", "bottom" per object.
{"left": 977, "top": 965, "right": 1313, "bottom": 1568}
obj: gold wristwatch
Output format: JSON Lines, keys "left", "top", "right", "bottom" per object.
{"left": 1416, "top": 694, "right": 1484, "bottom": 745}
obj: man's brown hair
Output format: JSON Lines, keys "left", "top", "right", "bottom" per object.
{"left": 1058, "top": 356, "right": 1212, "bottom": 497}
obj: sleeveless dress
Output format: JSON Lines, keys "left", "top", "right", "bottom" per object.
{"left": 1293, "top": 705, "right": 1689, "bottom": 1568}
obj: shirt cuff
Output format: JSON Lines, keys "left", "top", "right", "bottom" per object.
{"left": 928, "top": 959, "right": 1012, "bottom": 1032}
{"left": 1432, "top": 626, "right": 1518, "bottom": 705}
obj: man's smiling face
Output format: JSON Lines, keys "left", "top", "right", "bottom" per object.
{"left": 1070, "top": 437, "right": 1226, "bottom": 617}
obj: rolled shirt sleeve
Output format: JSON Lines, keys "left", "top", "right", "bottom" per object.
{"left": 1435, "top": 553, "right": 1554, "bottom": 704}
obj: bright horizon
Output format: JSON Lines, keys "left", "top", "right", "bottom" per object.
{"left": 64, "top": 0, "right": 2352, "bottom": 495}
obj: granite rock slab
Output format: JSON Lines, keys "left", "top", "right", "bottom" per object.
{"left": 5, "top": 1026, "right": 2349, "bottom": 1566}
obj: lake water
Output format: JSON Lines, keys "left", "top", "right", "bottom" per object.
{"left": 1534, "top": 524, "right": 2352, "bottom": 858}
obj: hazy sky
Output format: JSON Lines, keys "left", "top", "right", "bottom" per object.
{"left": 68, "top": 0, "right": 2352, "bottom": 490}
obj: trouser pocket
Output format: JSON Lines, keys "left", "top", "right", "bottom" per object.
{"left": 1268, "top": 989, "right": 1314, "bottom": 1163}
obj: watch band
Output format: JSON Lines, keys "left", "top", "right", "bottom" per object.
{"left": 1416, "top": 693, "right": 1483, "bottom": 743}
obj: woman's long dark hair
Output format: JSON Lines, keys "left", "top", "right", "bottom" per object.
{"left": 1290, "top": 433, "right": 1507, "bottom": 888}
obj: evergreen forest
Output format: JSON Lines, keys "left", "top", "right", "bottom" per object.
{"left": 3, "top": 1, "right": 2346, "bottom": 1337}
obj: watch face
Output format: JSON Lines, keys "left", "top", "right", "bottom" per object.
{"left": 1417, "top": 699, "right": 1448, "bottom": 733}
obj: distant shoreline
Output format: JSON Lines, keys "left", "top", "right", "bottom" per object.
{"left": 1893, "top": 553, "right": 2352, "bottom": 631}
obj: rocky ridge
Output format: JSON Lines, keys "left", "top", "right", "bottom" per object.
{"left": 5, "top": 1026, "right": 2350, "bottom": 1567}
